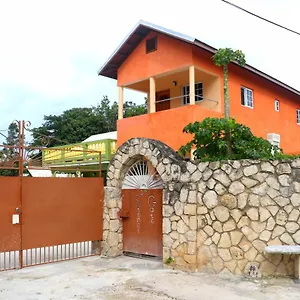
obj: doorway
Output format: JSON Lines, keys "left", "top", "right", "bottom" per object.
{"left": 156, "top": 90, "right": 170, "bottom": 112}
{"left": 120, "top": 159, "right": 163, "bottom": 257}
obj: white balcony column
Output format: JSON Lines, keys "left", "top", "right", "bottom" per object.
{"left": 118, "top": 86, "right": 124, "bottom": 120}
{"left": 147, "top": 93, "right": 150, "bottom": 113}
{"left": 149, "top": 77, "right": 156, "bottom": 113}
{"left": 189, "top": 65, "right": 195, "bottom": 105}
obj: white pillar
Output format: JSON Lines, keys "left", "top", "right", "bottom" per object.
{"left": 149, "top": 77, "right": 156, "bottom": 113}
{"left": 118, "top": 86, "right": 124, "bottom": 120}
{"left": 147, "top": 93, "right": 150, "bottom": 113}
{"left": 189, "top": 65, "right": 195, "bottom": 105}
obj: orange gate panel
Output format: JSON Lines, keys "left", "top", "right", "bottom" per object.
{"left": 0, "top": 177, "right": 21, "bottom": 252}
{"left": 21, "top": 177, "right": 103, "bottom": 250}
{"left": 122, "top": 189, "right": 162, "bottom": 257}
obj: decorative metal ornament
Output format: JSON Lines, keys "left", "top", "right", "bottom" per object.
{"left": 122, "top": 159, "right": 163, "bottom": 189}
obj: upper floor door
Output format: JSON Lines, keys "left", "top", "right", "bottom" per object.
{"left": 156, "top": 90, "right": 170, "bottom": 112}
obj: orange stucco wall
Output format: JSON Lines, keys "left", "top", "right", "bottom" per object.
{"left": 228, "top": 65, "right": 300, "bottom": 154}
{"left": 117, "top": 32, "right": 193, "bottom": 86}
{"left": 117, "top": 105, "right": 221, "bottom": 149}
{"left": 116, "top": 30, "right": 300, "bottom": 154}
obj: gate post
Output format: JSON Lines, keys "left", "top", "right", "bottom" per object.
{"left": 101, "top": 187, "right": 123, "bottom": 257}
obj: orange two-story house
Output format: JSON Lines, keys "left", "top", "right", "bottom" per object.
{"left": 98, "top": 21, "right": 300, "bottom": 154}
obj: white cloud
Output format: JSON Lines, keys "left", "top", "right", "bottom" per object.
{"left": 0, "top": 0, "right": 299, "bottom": 135}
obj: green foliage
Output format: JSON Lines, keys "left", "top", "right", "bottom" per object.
{"left": 124, "top": 101, "right": 148, "bottom": 118}
{"left": 32, "top": 96, "right": 147, "bottom": 147}
{"left": 0, "top": 122, "right": 19, "bottom": 176}
{"left": 5, "top": 122, "right": 19, "bottom": 146}
{"left": 32, "top": 107, "right": 98, "bottom": 147}
{"left": 213, "top": 48, "right": 246, "bottom": 120}
{"left": 213, "top": 48, "right": 246, "bottom": 68}
{"left": 179, "top": 118, "right": 283, "bottom": 161}
{"left": 165, "top": 257, "right": 175, "bottom": 265}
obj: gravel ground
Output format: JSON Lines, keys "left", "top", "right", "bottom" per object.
{"left": 0, "top": 255, "right": 299, "bottom": 300}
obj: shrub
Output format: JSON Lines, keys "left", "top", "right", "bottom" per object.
{"left": 179, "top": 118, "right": 284, "bottom": 161}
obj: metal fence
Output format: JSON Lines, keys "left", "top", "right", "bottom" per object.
{"left": 0, "top": 121, "right": 104, "bottom": 272}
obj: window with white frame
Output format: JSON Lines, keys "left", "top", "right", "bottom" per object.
{"left": 297, "top": 109, "right": 300, "bottom": 124}
{"left": 182, "top": 82, "right": 203, "bottom": 105}
{"left": 241, "top": 87, "right": 253, "bottom": 108}
{"left": 267, "top": 133, "right": 280, "bottom": 148}
{"left": 275, "top": 100, "right": 280, "bottom": 112}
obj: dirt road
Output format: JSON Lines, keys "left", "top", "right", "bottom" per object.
{"left": 0, "top": 256, "right": 299, "bottom": 300}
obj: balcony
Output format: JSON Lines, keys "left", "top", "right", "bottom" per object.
{"left": 42, "top": 139, "right": 117, "bottom": 173}
{"left": 117, "top": 65, "right": 222, "bottom": 150}
{"left": 118, "top": 105, "right": 221, "bottom": 150}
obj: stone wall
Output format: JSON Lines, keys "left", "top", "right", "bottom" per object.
{"left": 104, "top": 137, "right": 300, "bottom": 277}
{"left": 164, "top": 159, "right": 300, "bottom": 277}
{"left": 102, "top": 187, "right": 123, "bottom": 257}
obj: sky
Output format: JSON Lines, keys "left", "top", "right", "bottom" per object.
{"left": 0, "top": 0, "right": 299, "bottom": 138}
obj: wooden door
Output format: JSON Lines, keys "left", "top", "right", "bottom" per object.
{"left": 121, "top": 189, "right": 163, "bottom": 257}
{"left": 156, "top": 90, "right": 170, "bottom": 112}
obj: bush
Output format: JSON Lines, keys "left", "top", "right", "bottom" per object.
{"left": 179, "top": 118, "right": 286, "bottom": 161}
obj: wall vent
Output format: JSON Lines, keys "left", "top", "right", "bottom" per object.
{"left": 146, "top": 37, "right": 157, "bottom": 54}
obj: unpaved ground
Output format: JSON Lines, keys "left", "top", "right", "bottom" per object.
{"left": 0, "top": 256, "right": 299, "bottom": 300}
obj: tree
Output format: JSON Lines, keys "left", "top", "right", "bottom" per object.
{"left": 6, "top": 122, "right": 19, "bottom": 146}
{"left": 0, "top": 122, "right": 19, "bottom": 176}
{"left": 213, "top": 48, "right": 246, "bottom": 119}
{"left": 32, "top": 96, "right": 147, "bottom": 146}
{"left": 179, "top": 117, "right": 280, "bottom": 161}
{"left": 32, "top": 107, "right": 99, "bottom": 147}
{"left": 93, "top": 97, "right": 147, "bottom": 130}
{"left": 124, "top": 101, "right": 147, "bottom": 118}
{"left": 92, "top": 96, "right": 117, "bottom": 133}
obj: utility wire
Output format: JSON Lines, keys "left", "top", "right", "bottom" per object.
{"left": 221, "top": 0, "right": 300, "bottom": 36}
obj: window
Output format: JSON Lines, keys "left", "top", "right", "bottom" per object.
{"left": 267, "top": 133, "right": 280, "bottom": 148}
{"left": 267, "top": 133, "right": 280, "bottom": 155}
{"left": 182, "top": 82, "right": 203, "bottom": 105}
{"left": 275, "top": 100, "right": 280, "bottom": 112}
{"left": 146, "top": 37, "right": 157, "bottom": 53}
{"left": 241, "top": 87, "right": 253, "bottom": 108}
{"left": 297, "top": 109, "right": 300, "bottom": 124}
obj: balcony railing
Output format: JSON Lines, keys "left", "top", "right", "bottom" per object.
{"left": 121, "top": 94, "right": 219, "bottom": 119}
{"left": 154, "top": 94, "right": 219, "bottom": 105}
{"left": 42, "top": 139, "right": 117, "bottom": 168}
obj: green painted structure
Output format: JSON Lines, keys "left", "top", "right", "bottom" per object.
{"left": 42, "top": 132, "right": 117, "bottom": 177}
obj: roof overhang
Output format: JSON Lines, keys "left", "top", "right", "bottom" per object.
{"left": 98, "top": 20, "right": 300, "bottom": 97}
{"left": 97, "top": 20, "right": 195, "bottom": 80}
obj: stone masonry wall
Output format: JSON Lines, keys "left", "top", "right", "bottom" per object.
{"left": 104, "top": 137, "right": 300, "bottom": 277}
{"left": 102, "top": 187, "right": 123, "bottom": 257}
{"left": 164, "top": 159, "right": 300, "bottom": 277}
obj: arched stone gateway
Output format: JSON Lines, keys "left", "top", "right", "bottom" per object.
{"left": 102, "top": 137, "right": 187, "bottom": 261}
{"left": 103, "top": 137, "right": 300, "bottom": 277}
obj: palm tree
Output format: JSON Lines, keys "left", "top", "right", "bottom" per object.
{"left": 213, "top": 48, "right": 246, "bottom": 119}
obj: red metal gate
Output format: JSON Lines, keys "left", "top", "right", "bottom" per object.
{"left": 0, "top": 120, "right": 104, "bottom": 271}
{"left": 0, "top": 177, "right": 21, "bottom": 271}
{"left": 21, "top": 177, "right": 103, "bottom": 267}
{"left": 0, "top": 176, "right": 103, "bottom": 271}
{"left": 121, "top": 189, "right": 162, "bottom": 257}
